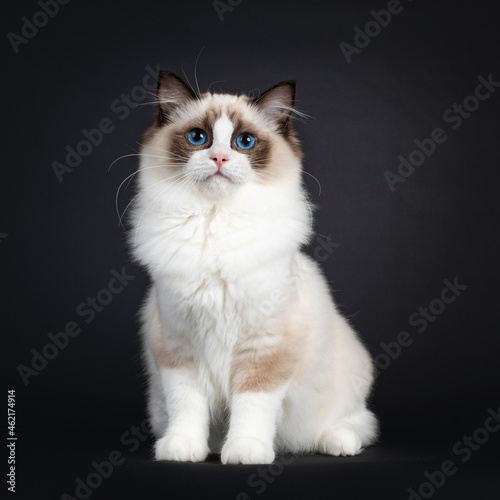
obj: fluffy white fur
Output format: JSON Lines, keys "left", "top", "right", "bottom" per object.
{"left": 130, "top": 74, "right": 378, "bottom": 464}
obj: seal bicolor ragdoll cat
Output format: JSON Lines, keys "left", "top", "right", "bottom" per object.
{"left": 130, "top": 71, "right": 378, "bottom": 464}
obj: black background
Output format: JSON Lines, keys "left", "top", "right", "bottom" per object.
{"left": 2, "top": 0, "right": 499, "bottom": 498}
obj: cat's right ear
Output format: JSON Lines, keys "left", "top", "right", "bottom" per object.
{"left": 156, "top": 70, "right": 197, "bottom": 125}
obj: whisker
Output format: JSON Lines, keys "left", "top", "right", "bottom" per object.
{"left": 207, "top": 80, "right": 227, "bottom": 93}
{"left": 116, "top": 166, "right": 185, "bottom": 228}
{"left": 157, "top": 150, "right": 190, "bottom": 161}
{"left": 194, "top": 47, "right": 205, "bottom": 95}
{"left": 134, "top": 175, "right": 198, "bottom": 243}
{"left": 136, "top": 142, "right": 190, "bottom": 162}
{"left": 132, "top": 174, "right": 193, "bottom": 240}
{"left": 108, "top": 153, "right": 143, "bottom": 172}
{"left": 181, "top": 63, "right": 197, "bottom": 97}
{"left": 118, "top": 172, "right": 187, "bottom": 229}
{"left": 134, "top": 99, "right": 167, "bottom": 108}
{"left": 118, "top": 174, "right": 188, "bottom": 229}
{"left": 165, "top": 172, "right": 198, "bottom": 205}
{"left": 109, "top": 152, "right": 189, "bottom": 172}
{"left": 136, "top": 153, "right": 179, "bottom": 160}
{"left": 248, "top": 88, "right": 261, "bottom": 99}
{"left": 302, "top": 170, "right": 322, "bottom": 196}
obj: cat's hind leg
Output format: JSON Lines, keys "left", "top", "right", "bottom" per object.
{"left": 318, "top": 408, "right": 378, "bottom": 457}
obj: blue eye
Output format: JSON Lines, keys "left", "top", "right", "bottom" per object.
{"left": 236, "top": 133, "right": 255, "bottom": 150}
{"left": 188, "top": 128, "right": 207, "bottom": 146}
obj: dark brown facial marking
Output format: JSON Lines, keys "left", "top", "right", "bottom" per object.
{"left": 170, "top": 124, "right": 212, "bottom": 163}
{"left": 228, "top": 111, "right": 271, "bottom": 170}
{"left": 168, "top": 108, "right": 223, "bottom": 163}
{"left": 157, "top": 100, "right": 301, "bottom": 171}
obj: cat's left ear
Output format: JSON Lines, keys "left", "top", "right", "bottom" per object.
{"left": 253, "top": 81, "right": 296, "bottom": 132}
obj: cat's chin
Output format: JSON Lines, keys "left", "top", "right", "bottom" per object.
{"left": 197, "top": 172, "right": 240, "bottom": 199}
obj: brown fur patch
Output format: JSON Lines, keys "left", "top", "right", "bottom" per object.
{"left": 150, "top": 319, "right": 193, "bottom": 369}
{"left": 142, "top": 123, "right": 160, "bottom": 146}
{"left": 232, "top": 331, "right": 300, "bottom": 393}
{"left": 283, "top": 128, "right": 303, "bottom": 160}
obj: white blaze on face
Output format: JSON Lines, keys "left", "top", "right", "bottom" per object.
{"left": 210, "top": 112, "right": 234, "bottom": 165}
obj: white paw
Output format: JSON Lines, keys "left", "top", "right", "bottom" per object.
{"left": 221, "top": 436, "right": 275, "bottom": 464}
{"left": 319, "top": 423, "right": 362, "bottom": 457}
{"left": 154, "top": 433, "right": 209, "bottom": 462}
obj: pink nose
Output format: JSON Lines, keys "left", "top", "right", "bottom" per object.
{"left": 210, "top": 153, "right": 229, "bottom": 169}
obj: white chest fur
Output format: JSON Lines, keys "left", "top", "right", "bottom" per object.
{"left": 136, "top": 202, "right": 303, "bottom": 394}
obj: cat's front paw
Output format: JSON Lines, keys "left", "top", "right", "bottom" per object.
{"left": 221, "top": 436, "right": 275, "bottom": 464}
{"left": 154, "top": 433, "right": 209, "bottom": 462}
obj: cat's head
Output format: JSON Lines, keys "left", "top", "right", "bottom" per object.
{"left": 138, "top": 71, "right": 303, "bottom": 202}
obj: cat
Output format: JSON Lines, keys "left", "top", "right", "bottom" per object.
{"left": 129, "top": 70, "right": 378, "bottom": 464}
